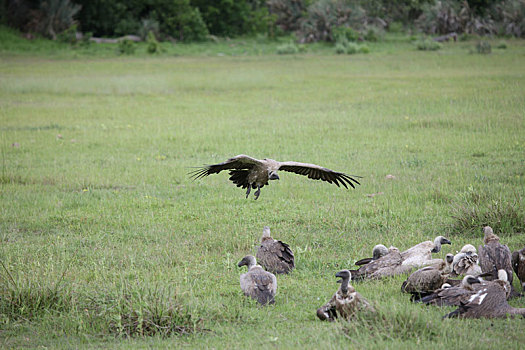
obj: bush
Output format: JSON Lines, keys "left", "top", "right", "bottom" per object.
{"left": 346, "top": 41, "right": 360, "bottom": 54}
{"left": 364, "top": 25, "right": 383, "bottom": 41}
{"left": 30, "top": 0, "right": 82, "bottom": 40}
{"left": 118, "top": 39, "right": 136, "bottom": 55}
{"left": 359, "top": 44, "right": 370, "bottom": 53}
{"left": 416, "top": 0, "right": 496, "bottom": 35}
{"left": 57, "top": 24, "right": 78, "bottom": 44}
{"left": 476, "top": 40, "right": 492, "bottom": 53}
{"left": 333, "top": 26, "right": 360, "bottom": 42}
{"left": 299, "top": 0, "right": 366, "bottom": 42}
{"left": 267, "top": 0, "right": 308, "bottom": 32}
{"left": 146, "top": 31, "right": 162, "bottom": 54}
{"left": 492, "top": 0, "right": 525, "bottom": 37}
{"left": 496, "top": 40, "right": 508, "bottom": 49}
{"left": 415, "top": 38, "right": 442, "bottom": 50}
{"left": 277, "top": 41, "right": 299, "bottom": 54}
{"left": 335, "top": 43, "right": 347, "bottom": 54}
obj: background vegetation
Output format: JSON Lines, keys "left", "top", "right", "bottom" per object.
{"left": 2, "top": 0, "right": 525, "bottom": 43}
{"left": 0, "top": 24, "right": 524, "bottom": 348}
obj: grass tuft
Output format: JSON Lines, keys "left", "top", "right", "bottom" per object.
{"left": 89, "top": 285, "right": 202, "bottom": 338}
{"left": 448, "top": 192, "right": 525, "bottom": 236}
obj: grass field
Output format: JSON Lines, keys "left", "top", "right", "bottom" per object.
{"left": 1, "top": 33, "right": 525, "bottom": 349}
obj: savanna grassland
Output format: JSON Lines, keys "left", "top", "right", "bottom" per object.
{"left": 1, "top": 35, "right": 525, "bottom": 349}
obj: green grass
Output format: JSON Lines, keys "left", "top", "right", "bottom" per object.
{"left": 1, "top": 30, "right": 525, "bottom": 348}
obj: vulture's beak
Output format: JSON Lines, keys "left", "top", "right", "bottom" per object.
{"left": 269, "top": 172, "right": 280, "bottom": 180}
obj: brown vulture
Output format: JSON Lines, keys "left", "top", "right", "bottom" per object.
{"left": 512, "top": 246, "right": 525, "bottom": 291}
{"left": 189, "top": 154, "right": 361, "bottom": 199}
{"left": 256, "top": 226, "right": 294, "bottom": 274}
{"left": 316, "top": 270, "right": 375, "bottom": 322}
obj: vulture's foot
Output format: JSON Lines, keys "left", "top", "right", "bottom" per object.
{"left": 245, "top": 186, "right": 251, "bottom": 199}
{"left": 254, "top": 186, "right": 261, "bottom": 200}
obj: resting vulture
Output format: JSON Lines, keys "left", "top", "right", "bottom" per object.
{"left": 317, "top": 270, "right": 375, "bottom": 322}
{"left": 400, "top": 236, "right": 452, "bottom": 268}
{"left": 256, "top": 226, "right": 295, "bottom": 274}
{"left": 450, "top": 244, "right": 482, "bottom": 277}
{"left": 417, "top": 275, "right": 482, "bottom": 306}
{"left": 189, "top": 154, "right": 361, "bottom": 199}
{"left": 401, "top": 254, "right": 454, "bottom": 300}
{"left": 444, "top": 270, "right": 524, "bottom": 319}
{"left": 238, "top": 255, "right": 277, "bottom": 305}
{"left": 354, "top": 244, "right": 390, "bottom": 266}
{"left": 478, "top": 226, "right": 513, "bottom": 287}
{"left": 350, "top": 246, "right": 413, "bottom": 281}
{"left": 512, "top": 247, "right": 525, "bottom": 291}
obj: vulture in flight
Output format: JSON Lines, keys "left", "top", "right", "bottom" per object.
{"left": 189, "top": 154, "right": 361, "bottom": 199}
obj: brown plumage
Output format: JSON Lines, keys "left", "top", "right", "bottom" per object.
{"left": 400, "top": 236, "right": 452, "bottom": 268}
{"left": 478, "top": 226, "right": 513, "bottom": 286}
{"left": 444, "top": 270, "right": 523, "bottom": 319}
{"left": 317, "top": 270, "right": 375, "bottom": 322}
{"left": 512, "top": 247, "right": 525, "bottom": 291}
{"left": 351, "top": 246, "right": 413, "bottom": 281}
{"left": 401, "top": 254, "right": 454, "bottom": 299}
{"left": 189, "top": 154, "right": 361, "bottom": 199}
{"left": 256, "top": 226, "right": 294, "bottom": 274}
{"left": 238, "top": 255, "right": 277, "bottom": 305}
{"left": 354, "top": 244, "right": 390, "bottom": 266}
{"left": 417, "top": 275, "right": 482, "bottom": 306}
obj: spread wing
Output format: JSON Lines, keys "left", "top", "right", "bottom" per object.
{"left": 189, "top": 154, "right": 263, "bottom": 180}
{"left": 277, "top": 161, "right": 361, "bottom": 189}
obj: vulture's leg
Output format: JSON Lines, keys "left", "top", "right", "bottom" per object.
{"left": 254, "top": 185, "right": 261, "bottom": 200}
{"left": 245, "top": 186, "right": 251, "bottom": 198}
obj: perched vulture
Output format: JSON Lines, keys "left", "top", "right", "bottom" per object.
{"left": 450, "top": 244, "right": 482, "bottom": 277}
{"left": 189, "top": 154, "right": 361, "bottom": 199}
{"left": 351, "top": 246, "right": 413, "bottom": 281}
{"left": 401, "top": 236, "right": 452, "bottom": 268}
{"left": 478, "top": 226, "right": 513, "bottom": 286}
{"left": 512, "top": 247, "right": 525, "bottom": 291}
{"left": 317, "top": 270, "right": 375, "bottom": 322}
{"left": 401, "top": 254, "right": 454, "bottom": 300}
{"left": 256, "top": 226, "right": 294, "bottom": 274}
{"left": 417, "top": 275, "right": 482, "bottom": 306}
{"left": 238, "top": 255, "right": 277, "bottom": 305}
{"left": 444, "top": 270, "right": 523, "bottom": 319}
{"left": 354, "top": 244, "right": 390, "bottom": 266}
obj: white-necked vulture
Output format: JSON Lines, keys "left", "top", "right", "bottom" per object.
{"left": 450, "top": 244, "right": 482, "bottom": 277}
{"left": 400, "top": 236, "right": 452, "bottom": 268}
{"left": 512, "top": 247, "right": 525, "bottom": 291}
{"left": 354, "top": 244, "right": 390, "bottom": 266}
{"left": 189, "top": 154, "right": 361, "bottom": 199}
{"left": 444, "top": 270, "right": 524, "bottom": 319}
{"left": 238, "top": 255, "right": 277, "bottom": 305}
{"left": 256, "top": 226, "right": 294, "bottom": 274}
{"left": 317, "top": 270, "right": 375, "bottom": 322}
{"left": 478, "top": 226, "right": 513, "bottom": 286}
{"left": 351, "top": 246, "right": 413, "bottom": 281}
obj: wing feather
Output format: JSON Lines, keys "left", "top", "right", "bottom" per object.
{"left": 277, "top": 161, "right": 361, "bottom": 189}
{"left": 189, "top": 155, "right": 262, "bottom": 180}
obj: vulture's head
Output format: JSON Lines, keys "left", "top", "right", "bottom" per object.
{"left": 460, "top": 244, "right": 477, "bottom": 254}
{"left": 431, "top": 236, "right": 452, "bottom": 253}
{"left": 497, "top": 269, "right": 508, "bottom": 282}
{"left": 462, "top": 275, "right": 482, "bottom": 290}
{"left": 268, "top": 170, "right": 280, "bottom": 180}
{"left": 483, "top": 226, "right": 499, "bottom": 244}
{"left": 372, "top": 244, "right": 389, "bottom": 260}
{"left": 262, "top": 226, "right": 271, "bottom": 238}
{"left": 445, "top": 253, "right": 454, "bottom": 265}
{"left": 335, "top": 270, "right": 351, "bottom": 283}
{"left": 237, "top": 255, "right": 256, "bottom": 269}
